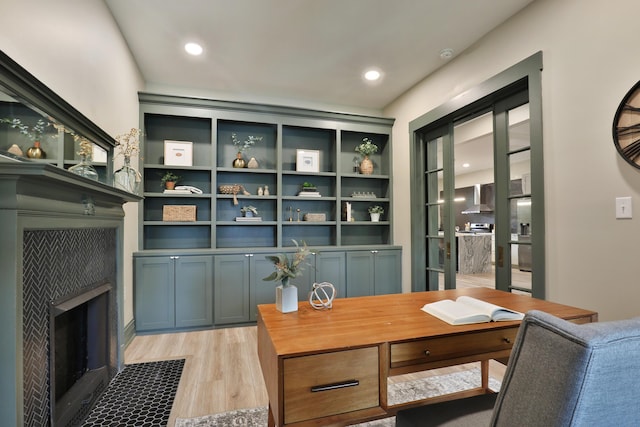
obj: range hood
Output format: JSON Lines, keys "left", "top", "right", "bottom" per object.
{"left": 461, "top": 184, "right": 493, "bottom": 214}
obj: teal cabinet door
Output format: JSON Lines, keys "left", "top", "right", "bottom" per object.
{"left": 175, "top": 256, "right": 214, "bottom": 328}
{"left": 134, "top": 257, "right": 175, "bottom": 331}
{"left": 315, "top": 251, "right": 346, "bottom": 299}
{"left": 345, "top": 249, "right": 401, "bottom": 297}
{"left": 373, "top": 250, "right": 402, "bottom": 295}
{"left": 346, "top": 251, "right": 375, "bottom": 297}
{"left": 214, "top": 254, "right": 250, "bottom": 324}
{"left": 250, "top": 255, "right": 279, "bottom": 321}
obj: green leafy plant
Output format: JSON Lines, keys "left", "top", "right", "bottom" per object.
{"left": 0, "top": 117, "right": 50, "bottom": 141}
{"left": 263, "top": 240, "right": 312, "bottom": 286}
{"left": 160, "top": 171, "right": 180, "bottom": 187}
{"left": 302, "top": 181, "right": 315, "bottom": 188}
{"left": 240, "top": 205, "right": 259, "bottom": 215}
{"left": 368, "top": 205, "right": 384, "bottom": 214}
{"left": 355, "top": 137, "right": 378, "bottom": 157}
{"left": 231, "top": 132, "right": 263, "bottom": 153}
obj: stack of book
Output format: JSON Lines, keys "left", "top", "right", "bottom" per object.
{"left": 235, "top": 216, "right": 262, "bottom": 222}
{"left": 298, "top": 188, "right": 321, "bottom": 197}
{"left": 163, "top": 189, "right": 191, "bottom": 194}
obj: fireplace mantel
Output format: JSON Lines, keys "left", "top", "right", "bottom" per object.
{"left": 0, "top": 163, "right": 140, "bottom": 426}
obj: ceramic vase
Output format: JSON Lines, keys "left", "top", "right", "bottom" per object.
{"left": 232, "top": 152, "right": 246, "bottom": 168}
{"left": 276, "top": 280, "right": 298, "bottom": 313}
{"left": 370, "top": 213, "right": 381, "bottom": 222}
{"left": 247, "top": 157, "right": 259, "bottom": 168}
{"left": 113, "top": 155, "right": 140, "bottom": 194}
{"left": 359, "top": 155, "right": 373, "bottom": 175}
{"left": 26, "top": 141, "right": 46, "bottom": 159}
{"left": 69, "top": 154, "right": 99, "bottom": 181}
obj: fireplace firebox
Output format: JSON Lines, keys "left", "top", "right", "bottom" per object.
{"left": 50, "top": 282, "right": 113, "bottom": 427}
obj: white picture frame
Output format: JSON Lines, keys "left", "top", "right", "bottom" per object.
{"left": 296, "top": 149, "right": 320, "bottom": 172}
{"left": 164, "top": 140, "right": 193, "bottom": 166}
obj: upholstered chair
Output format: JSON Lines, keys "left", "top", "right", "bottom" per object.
{"left": 396, "top": 309, "right": 640, "bottom": 427}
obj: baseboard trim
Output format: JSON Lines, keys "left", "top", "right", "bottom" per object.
{"left": 124, "top": 319, "right": 136, "bottom": 349}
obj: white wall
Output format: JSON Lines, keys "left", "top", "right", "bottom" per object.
{"left": 0, "top": 0, "right": 144, "bottom": 327}
{"left": 385, "top": 0, "right": 640, "bottom": 321}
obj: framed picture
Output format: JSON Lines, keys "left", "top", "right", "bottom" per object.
{"left": 164, "top": 140, "right": 193, "bottom": 166}
{"left": 296, "top": 149, "right": 320, "bottom": 172}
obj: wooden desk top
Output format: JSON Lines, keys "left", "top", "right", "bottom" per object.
{"left": 257, "top": 288, "right": 597, "bottom": 357}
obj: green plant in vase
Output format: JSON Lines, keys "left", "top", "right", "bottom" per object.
{"left": 240, "top": 205, "right": 259, "bottom": 217}
{"left": 368, "top": 205, "right": 384, "bottom": 222}
{"left": 161, "top": 171, "right": 181, "bottom": 190}
{"left": 0, "top": 117, "right": 51, "bottom": 158}
{"left": 355, "top": 137, "right": 378, "bottom": 175}
{"left": 231, "top": 132, "right": 263, "bottom": 168}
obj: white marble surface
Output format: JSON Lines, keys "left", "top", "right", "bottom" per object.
{"left": 456, "top": 233, "right": 492, "bottom": 274}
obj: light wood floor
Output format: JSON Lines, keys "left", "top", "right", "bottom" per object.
{"left": 125, "top": 269, "right": 517, "bottom": 426}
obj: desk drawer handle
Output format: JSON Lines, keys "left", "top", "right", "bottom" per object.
{"left": 424, "top": 350, "right": 430, "bottom": 356}
{"left": 503, "top": 337, "right": 511, "bottom": 344}
{"left": 310, "top": 379, "right": 359, "bottom": 392}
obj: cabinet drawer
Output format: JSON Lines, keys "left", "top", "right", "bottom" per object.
{"left": 391, "top": 327, "right": 518, "bottom": 368}
{"left": 283, "top": 347, "right": 379, "bottom": 424}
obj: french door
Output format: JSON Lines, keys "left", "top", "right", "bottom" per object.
{"left": 410, "top": 53, "right": 544, "bottom": 298}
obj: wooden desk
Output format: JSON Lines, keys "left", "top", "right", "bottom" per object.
{"left": 257, "top": 288, "right": 597, "bottom": 427}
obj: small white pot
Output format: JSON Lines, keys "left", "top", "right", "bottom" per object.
{"left": 370, "top": 213, "right": 381, "bottom": 222}
{"left": 276, "top": 284, "right": 298, "bottom": 313}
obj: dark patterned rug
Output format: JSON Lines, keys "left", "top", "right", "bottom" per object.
{"left": 83, "top": 359, "right": 185, "bottom": 427}
{"left": 175, "top": 368, "right": 500, "bottom": 427}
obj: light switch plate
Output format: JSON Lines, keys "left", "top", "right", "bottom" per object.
{"left": 616, "top": 196, "right": 632, "bottom": 219}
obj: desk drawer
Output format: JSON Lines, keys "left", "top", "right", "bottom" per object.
{"left": 391, "top": 327, "right": 518, "bottom": 368}
{"left": 283, "top": 346, "right": 379, "bottom": 424}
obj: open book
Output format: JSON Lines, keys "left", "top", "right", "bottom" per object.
{"left": 421, "top": 296, "right": 524, "bottom": 325}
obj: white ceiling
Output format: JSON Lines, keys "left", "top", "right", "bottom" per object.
{"left": 104, "top": 0, "right": 535, "bottom": 111}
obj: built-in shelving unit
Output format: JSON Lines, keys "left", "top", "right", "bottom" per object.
{"left": 138, "top": 93, "right": 395, "bottom": 252}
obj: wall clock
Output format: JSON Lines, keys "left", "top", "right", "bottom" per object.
{"left": 613, "top": 80, "right": 640, "bottom": 169}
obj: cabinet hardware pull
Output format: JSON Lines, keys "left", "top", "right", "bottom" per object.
{"left": 424, "top": 350, "right": 430, "bottom": 356}
{"left": 498, "top": 245, "right": 504, "bottom": 268}
{"left": 310, "top": 379, "right": 359, "bottom": 392}
{"left": 446, "top": 243, "right": 451, "bottom": 259}
{"left": 503, "top": 337, "right": 511, "bottom": 344}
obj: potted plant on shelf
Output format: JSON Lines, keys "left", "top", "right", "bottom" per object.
{"left": 240, "top": 205, "right": 259, "bottom": 217}
{"left": 160, "top": 171, "right": 180, "bottom": 190}
{"left": 263, "top": 240, "right": 311, "bottom": 313}
{"left": 231, "top": 132, "right": 263, "bottom": 168}
{"left": 355, "top": 137, "right": 378, "bottom": 175}
{"left": 368, "top": 205, "right": 384, "bottom": 222}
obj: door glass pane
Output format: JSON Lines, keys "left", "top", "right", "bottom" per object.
{"left": 453, "top": 111, "right": 495, "bottom": 289}
{"left": 425, "top": 137, "right": 445, "bottom": 290}
{"left": 508, "top": 103, "right": 532, "bottom": 294}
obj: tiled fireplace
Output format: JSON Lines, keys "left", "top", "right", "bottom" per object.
{"left": 23, "top": 228, "right": 118, "bottom": 426}
{"left": 0, "top": 164, "right": 138, "bottom": 426}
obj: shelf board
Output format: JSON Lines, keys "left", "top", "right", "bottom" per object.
{"left": 144, "top": 163, "right": 213, "bottom": 171}
{"left": 282, "top": 170, "right": 337, "bottom": 177}
{"left": 216, "top": 221, "right": 278, "bottom": 225}
{"left": 283, "top": 221, "right": 337, "bottom": 226}
{"left": 341, "top": 173, "right": 390, "bottom": 179}
{"left": 217, "top": 167, "right": 277, "bottom": 174}
{"left": 144, "top": 192, "right": 211, "bottom": 198}
{"left": 217, "top": 194, "right": 277, "bottom": 200}
{"left": 342, "top": 197, "right": 390, "bottom": 202}
{"left": 281, "top": 196, "right": 337, "bottom": 201}
{"left": 144, "top": 221, "right": 212, "bottom": 226}
{"left": 341, "top": 221, "right": 390, "bottom": 225}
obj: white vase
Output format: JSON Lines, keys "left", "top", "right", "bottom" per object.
{"left": 276, "top": 283, "right": 298, "bottom": 313}
{"left": 370, "top": 213, "right": 381, "bottom": 222}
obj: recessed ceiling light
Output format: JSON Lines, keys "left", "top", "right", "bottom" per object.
{"left": 185, "top": 42, "right": 203, "bottom": 56}
{"left": 364, "top": 69, "right": 381, "bottom": 81}
{"left": 439, "top": 48, "right": 454, "bottom": 60}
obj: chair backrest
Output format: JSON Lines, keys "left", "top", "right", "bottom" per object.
{"left": 491, "top": 310, "right": 640, "bottom": 427}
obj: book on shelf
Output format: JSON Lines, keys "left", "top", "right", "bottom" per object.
{"left": 235, "top": 217, "right": 263, "bottom": 222}
{"left": 298, "top": 191, "right": 321, "bottom": 197}
{"left": 342, "top": 202, "right": 352, "bottom": 222}
{"left": 163, "top": 189, "right": 192, "bottom": 194}
{"left": 420, "top": 296, "right": 524, "bottom": 325}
